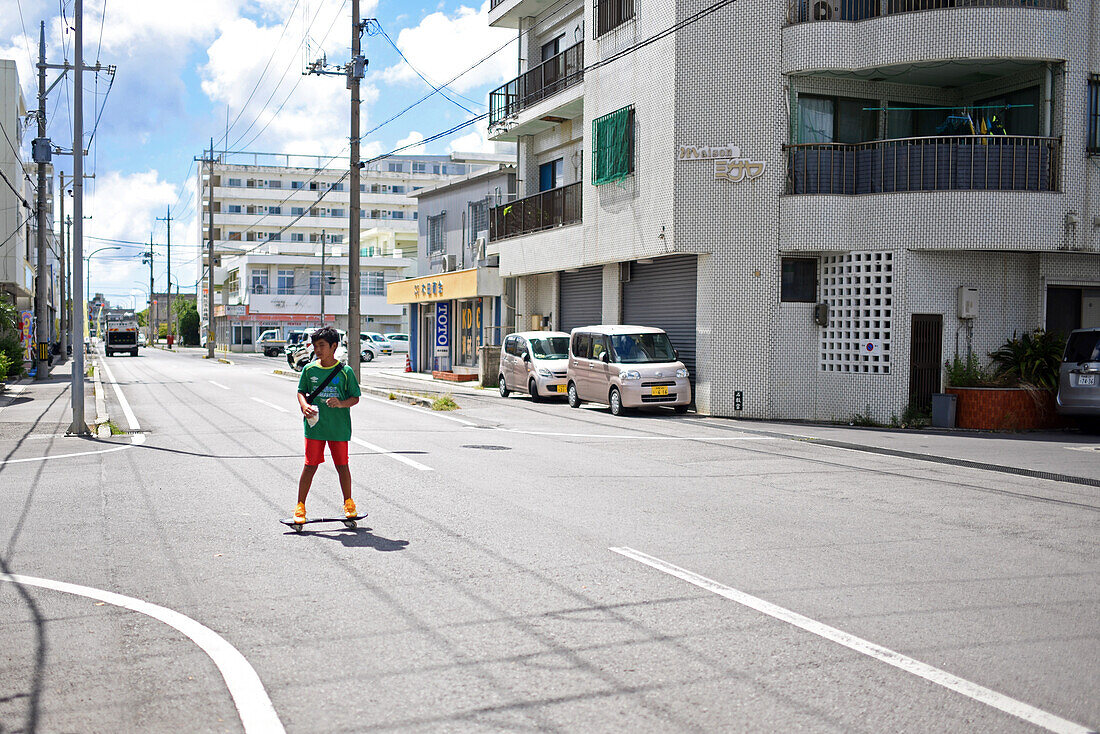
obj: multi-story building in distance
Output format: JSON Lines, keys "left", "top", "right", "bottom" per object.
{"left": 196, "top": 150, "right": 512, "bottom": 348}
{"left": 486, "top": 0, "right": 1100, "bottom": 420}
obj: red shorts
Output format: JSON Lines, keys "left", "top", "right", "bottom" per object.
{"left": 304, "top": 438, "right": 349, "bottom": 466}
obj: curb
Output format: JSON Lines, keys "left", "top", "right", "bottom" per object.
{"left": 375, "top": 370, "right": 488, "bottom": 395}
{"left": 91, "top": 355, "right": 111, "bottom": 438}
{"left": 361, "top": 385, "right": 436, "bottom": 408}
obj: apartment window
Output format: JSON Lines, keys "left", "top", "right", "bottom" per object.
{"left": 781, "top": 258, "right": 817, "bottom": 302}
{"left": 388, "top": 162, "right": 404, "bottom": 173}
{"left": 797, "top": 95, "right": 877, "bottom": 144}
{"left": 1090, "top": 76, "right": 1100, "bottom": 155}
{"left": 332, "top": 183, "right": 344, "bottom": 191}
{"left": 411, "top": 162, "right": 425, "bottom": 173}
{"left": 359, "top": 210, "right": 365, "bottom": 218}
{"left": 427, "top": 213, "right": 445, "bottom": 256}
{"left": 227, "top": 178, "right": 242, "bottom": 187}
{"left": 330, "top": 208, "right": 345, "bottom": 217}
{"left": 290, "top": 232, "right": 304, "bottom": 242}
{"left": 309, "top": 181, "right": 319, "bottom": 191}
{"left": 885, "top": 103, "right": 943, "bottom": 139}
{"left": 359, "top": 184, "right": 366, "bottom": 192}
{"left": 468, "top": 198, "right": 489, "bottom": 243}
{"left": 228, "top": 231, "right": 241, "bottom": 241}
{"left": 251, "top": 270, "right": 269, "bottom": 294}
{"left": 268, "top": 232, "right": 281, "bottom": 242}
{"left": 391, "top": 210, "right": 404, "bottom": 219}
{"left": 595, "top": 0, "right": 634, "bottom": 37}
{"left": 291, "top": 206, "right": 304, "bottom": 216}
{"left": 542, "top": 35, "right": 563, "bottom": 61}
{"left": 413, "top": 211, "right": 418, "bottom": 220}
{"left": 227, "top": 204, "right": 241, "bottom": 214}
{"left": 361, "top": 271, "right": 385, "bottom": 296}
{"left": 309, "top": 271, "right": 336, "bottom": 295}
{"left": 392, "top": 185, "right": 405, "bottom": 194}
{"left": 268, "top": 206, "right": 281, "bottom": 215}
{"left": 331, "top": 234, "right": 344, "bottom": 244}
{"left": 432, "top": 164, "right": 441, "bottom": 174}
{"left": 277, "top": 269, "right": 294, "bottom": 295}
{"left": 449, "top": 164, "right": 466, "bottom": 175}
{"left": 291, "top": 180, "right": 304, "bottom": 189}
{"left": 371, "top": 209, "right": 382, "bottom": 218}
{"left": 267, "top": 180, "right": 283, "bottom": 189}
{"left": 539, "top": 158, "right": 564, "bottom": 191}
{"left": 592, "top": 106, "right": 635, "bottom": 185}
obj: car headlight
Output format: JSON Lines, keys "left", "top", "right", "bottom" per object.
{"left": 676, "top": 368, "right": 690, "bottom": 378}
{"left": 536, "top": 368, "right": 552, "bottom": 378}
{"left": 620, "top": 370, "right": 641, "bottom": 381}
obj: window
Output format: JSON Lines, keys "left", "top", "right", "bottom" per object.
{"left": 290, "top": 233, "right": 304, "bottom": 242}
{"left": 268, "top": 232, "right": 281, "bottom": 242}
{"left": 371, "top": 209, "right": 382, "bottom": 218}
{"left": 388, "top": 162, "right": 403, "bottom": 173}
{"left": 468, "top": 198, "right": 489, "bottom": 243}
{"left": 291, "top": 180, "right": 304, "bottom": 189}
{"left": 267, "top": 180, "right": 282, "bottom": 189}
{"left": 541, "top": 35, "right": 563, "bottom": 61}
{"left": 330, "top": 234, "right": 343, "bottom": 244}
{"left": 539, "top": 158, "right": 564, "bottom": 191}
{"left": 268, "top": 206, "right": 281, "bottom": 215}
{"left": 781, "top": 258, "right": 817, "bottom": 302}
{"left": 332, "top": 183, "right": 344, "bottom": 191}
{"left": 886, "top": 103, "right": 943, "bottom": 139}
{"left": 309, "top": 271, "right": 336, "bottom": 295}
{"left": 391, "top": 210, "right": 404, "bottom": 219}
{"left": 413, "top": 211, "right": 418, "bottom": 220}
{"left": 1090, "top": 76, "right": 1100, "bottom": 155}
{"left": 330, "top": 208, "right": 345, "bottom": 217}
{"left": 572, "top": 333, "right": 591, "bottom": 359}
{"left": 359, "top": 184, "right": 366, "bottom": 192}
{"left": 592, "top": 106, "right": 635, "bottom": 185}
{"left": 361, "top": 271, "right": 384, "bottom": 296}
{"left": 432, "top": 164, "right": 441, "bottom": 174}
{"left": 232, "top": 325, "right": 253, "bottom": 345}
{"left": 250, "top": 269, "right": 268, "bottom": 294}
{"left": 428, "top": 213, "right": 445, "bottom": 256}
{"left": 277, "top": 270, "right": 295, "bottom": 294}
{"left": 797, "top": 95, "right": 877, "bottom": 144}
{"left": 413, "top": 162, "right": 426, "bottom": 173}
{"left": 309, "top": 181, "right": 319, "bottom": 191}
{"left": 227, "top": 204, "right": 241, "bottom": 214}
{"left": 227, "top": 178, "right": 242, "bottom": 187}
{"left": 392, "top": 185, "right": 405, "bottom": 194}
{"left": 228, "top": 231, "right": 241, "bottom": 241}
{"left": 595, "top": 0, "right": 634, "bottom": 37}
{"left": 291, "top": 206, "right": 304, "bottom": 216}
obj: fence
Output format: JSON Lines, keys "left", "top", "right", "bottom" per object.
{"left": 489, "top": 182, "right": 582, "bottom": 241}
{"left": 489, "top": 44, "right": 584, "bottom": 127}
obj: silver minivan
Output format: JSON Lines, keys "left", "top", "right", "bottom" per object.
{"left": 498, "top": 332, "right": 570, "bottom": 401}
{"left": 1056, "top": 327, "right": 1100, "bottom": 428}
{"left": 566, "top": 325, "right": 691, "bottom": 415}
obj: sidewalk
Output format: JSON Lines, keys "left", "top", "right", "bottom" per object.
{"left": 0, "top": 358, "right": 96, "bottom": 443}
{"left": 373, "top": 369, "right": 488, "bottom": 395}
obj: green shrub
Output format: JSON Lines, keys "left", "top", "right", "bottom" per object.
{"left": 945, "top": 354, "right": 998, "bottom": 387}
{"left": 431, "top": 394, "right": 459, "bottom": 411}
{"left": 0, "top": 334, "right": 24, "bottom": 377}
{"left": 0, "top": 352, "right": 11, "bottom": 381}
{"left": 988, "top": 329, "right": 1064, "bottom": 391}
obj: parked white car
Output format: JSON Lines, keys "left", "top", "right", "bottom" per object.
{"left": 362, "top": 332, "right": 394, "bottom": 356}
{"left": 387, "top": 333, "right": 410, "bottom": 352}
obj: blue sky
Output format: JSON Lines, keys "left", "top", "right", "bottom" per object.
{"left": 2, "top": 0, "right": 516, "bottom": 307}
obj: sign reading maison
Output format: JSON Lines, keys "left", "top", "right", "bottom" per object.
{"left": 677, "top": 144, "right": 766, "bottom": 183}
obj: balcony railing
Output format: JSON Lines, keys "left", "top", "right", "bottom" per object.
{"left": 489, "top": 44, "right": 583, "bottom": 127}
{"left": 489, "top": 182, "right": 581, "bottom": 241}
{"left": 786, "top": 0, "right": 1064, "bottom": 23}
{"left": 785, "top": 135, "right": 1059, "bottom": 195}
{"left": 490, "top": 0, "right": 505, "bottom": 7}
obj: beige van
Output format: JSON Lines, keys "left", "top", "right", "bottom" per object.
{"left": 498, "top": 331, "right": 571, "bottom": 401}
{"left": 566, "top": 325, "right": 691, "bottom": 415}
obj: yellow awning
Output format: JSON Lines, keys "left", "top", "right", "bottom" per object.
{"left": 387, "top": 267, "right": 500, "bottom": 304}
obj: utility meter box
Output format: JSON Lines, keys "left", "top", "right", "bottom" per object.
{"left": 957, "top": 286, "right": 978, "bottom": 320}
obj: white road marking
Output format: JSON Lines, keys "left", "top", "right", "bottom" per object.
{"left": 97, "top": 354, "right": 140, "bottom": 431}
{"left": 498, "top": 428, "right": 775, "bottom": 440}
{"left": 350, "top": 436, "right": 433, "bottom": 471}
{"left": 355, "top": 393, "right": 476, "bottom": 426}
{"left": 209, "top": 380, "right": 230, "bottom": 390}
{"left": 0, "top": 573, "right": 284, "bottom": 734}
{"left": 611, "top": 547, "right": 1092, "bottom": 734}
{"left": 251, "top": 398, "right": 289, "bottom": 413}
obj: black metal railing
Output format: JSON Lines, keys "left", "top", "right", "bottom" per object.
{"left": 785, "top": 135, "right": 1059, "bottom": 195}
{"left": 787, "top": 0, "right": 1064, "bottom": 23}
{"left": 489, "top": 44, "right": 583, "bottom": 127}
{"left": 490, "top": 0, "right": 506, "bottom": 8}
{"left": 489, "top": 182, "right": 582, "bottom": 241}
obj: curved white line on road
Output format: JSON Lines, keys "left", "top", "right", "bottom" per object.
{"left": 0, "top": 573, "right": 285, "bottom": 734}
{"left": 611, "top": 547, "right": 1092, "bottom": 734}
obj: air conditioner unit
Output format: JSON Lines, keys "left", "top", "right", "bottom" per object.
{"left": 474, "top": 236, "right": 487, "bottom": 262}
{"left": 809, "top": 0, "right": 841, "bottom": 20}
{"left": 444, "top": 254, "right": 458, "bottom": 272}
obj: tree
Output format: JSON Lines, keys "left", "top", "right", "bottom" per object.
{"left": 0, "top": 292, "right": 16, "bottom": 336}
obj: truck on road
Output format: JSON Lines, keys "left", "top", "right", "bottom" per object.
{"left": 105, "top": 312, "right": 140, "bottom": 357}
{"left": 257, "top": 328, "right": 288, "bottom": 357}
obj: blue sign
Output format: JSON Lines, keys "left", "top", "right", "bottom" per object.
{"left": 434, "top": 302, "right": 450, "bottom": 357}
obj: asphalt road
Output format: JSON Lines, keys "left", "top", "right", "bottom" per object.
{"left": 1, "top": 346, "right": 1097, "bottom": 733}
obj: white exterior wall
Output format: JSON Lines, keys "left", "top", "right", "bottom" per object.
{"left": 0, "top": 59, "right": 33, "bottom": 305}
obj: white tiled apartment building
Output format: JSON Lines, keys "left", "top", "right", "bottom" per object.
{"left": 486, "top": 0, "right": 1100, "bottom": 420}
{"left": 196, "top": 151, "right": 510, "bottom": 348}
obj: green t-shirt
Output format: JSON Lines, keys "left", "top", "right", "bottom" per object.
{"left": 297, "top": 361, "right": 361, "bottom": 442}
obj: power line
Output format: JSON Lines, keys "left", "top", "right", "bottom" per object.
{"left": 372, "top": 21, "right": 482, "bottom": 114}
{"left": 95, "top": 0, "right": 107, "bottom": 63}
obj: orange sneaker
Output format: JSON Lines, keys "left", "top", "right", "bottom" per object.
{"left": 294, "top": 502, "right": 306, "bottom": 524}
{"left": 343, "top": 498, "right": 357, "bottom": 519}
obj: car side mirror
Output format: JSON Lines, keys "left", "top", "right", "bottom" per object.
{"left": 522, "top": 353, "right": 530, "bottom": 362}
{"left": 599, "top": 352, "right": 609, "bottom": 363}
{"left": 674, "top": 349, "right": 679, "bottom": 359}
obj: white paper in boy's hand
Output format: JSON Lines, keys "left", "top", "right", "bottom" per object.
{"left": 306, "top": 412, "right": 319, "bottom": 427}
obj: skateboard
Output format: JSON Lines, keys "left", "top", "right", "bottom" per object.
{"left": 279, "top": 515, "right": 367, "bottom": 532}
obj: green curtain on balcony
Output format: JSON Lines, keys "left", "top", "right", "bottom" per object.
{"left": 592, "top": 106, "right": 634, "bottom": 186}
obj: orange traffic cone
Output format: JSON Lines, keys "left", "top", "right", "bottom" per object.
{"left": 404, "top": 353, "right": 412, "bottom": 372}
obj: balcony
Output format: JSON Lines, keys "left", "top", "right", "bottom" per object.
{"left": 488, "top": 44, "right": 584, "bottom": 141}
{"left": 489, "top": 182, "right": 581, "bottom": 241}
{"left": 488, "top": 0, "right": 575, "bottom": 28}
{"left": 786, "top": 0, "right": 1063, "bottom": 24}
{"left": 785, "top": 135, "right": 1058, "bottom": 195}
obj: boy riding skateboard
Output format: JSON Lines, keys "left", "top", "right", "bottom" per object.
{"left": 295, "top": 326, "right": 361, "bottom": 524}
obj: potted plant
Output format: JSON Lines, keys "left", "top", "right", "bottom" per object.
{"left": 944, "top": 330, "right": 1065, "bottom": 430}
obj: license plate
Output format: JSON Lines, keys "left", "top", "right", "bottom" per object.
{"left": 1080, "top": 374, "right": 1098, "bottom": 387}
{"left": 651, "top": 386, "right": 669, "bottom": 396}
{"left": 555, "top": 384, "right": 567, "bottom": 393}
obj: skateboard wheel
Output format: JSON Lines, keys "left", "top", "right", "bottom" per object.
{"left": 292, "top": 524, "right": 303, "bottom": 533}
{"left": 343, "top": 520, "right": 356, "bottom": 529}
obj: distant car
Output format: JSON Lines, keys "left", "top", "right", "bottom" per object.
{"left": 1056, "top": 327, "right": 1100, "bottom": 430}
{"left": 387, "top": 333, "right": 410, "bottom": 352}
{"left": 361, "top": 332, "right": 393, "bottom": 356}
{"left": 256, "top": 329, "right": 287, "bottom": 357}
{"left": 498, "top": 332, "right": 570, "bottom": 401}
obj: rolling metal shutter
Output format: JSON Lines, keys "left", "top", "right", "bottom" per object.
{"left": 622, "top": 255, "right": 698, "bottom": 380}
{"left": 558, "top": 266, "right": 604, "bottom": 332}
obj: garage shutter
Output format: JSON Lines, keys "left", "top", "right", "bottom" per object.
{"left": 559, "top": 266, "right": 604, "bottom": 332}
{"left": 622, "top": 255, "right": 698, "bottom": 380}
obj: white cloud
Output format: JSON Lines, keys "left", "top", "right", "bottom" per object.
{"left": 447, "top": 128, "right": 515, "bottom": 156}
{"left": 380, "top": 2, "right": 515, "bottom": 94}
{"left": 395, "top": 131, "right": 425, "bottom": 154}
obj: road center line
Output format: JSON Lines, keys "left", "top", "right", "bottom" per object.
{"left": 0, "top": 573, "right": 284, "bottom": 734}
{"left": 209, "top": 380, "right": 230, "bottom": 390}
{"left": 251, "top": 398, "right": 289, "bottom": 413}
{"left": 349, "top": 436, "right": 433, "bottom": 471}
{"left": 610, "top": 547, "right": 1091, "bottom": 734}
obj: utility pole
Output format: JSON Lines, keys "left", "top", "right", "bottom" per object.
{"left": 206, "top": 139, "right": 215, "bottom": 359}
{"left": 65, "top": 215, "right": 72, "bottom": 351}
{"left": 58, "top": 171, "right": 66, "bottom": 361}
{"left": 320, "top": 228, "right": 326, "bottom": 323}
{"left": 304, "top": 9, "right": 368, "bottom": 378}
{"left": 143, "top": 237, "right": 154, "bottom": 344}
{"left": 157, "top": 206, "right": 172, "bottom": 346}
{"left": 67, "top": 0, "right": 88, "bottom": 435}
{"left": 34, "top": 22, "right": 50, "bottom": 380}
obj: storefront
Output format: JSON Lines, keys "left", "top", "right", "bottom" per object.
{"left": 213, "top": 305, "right": 332, "bottom": 352}
{"left": 387, "top": 268, "right": 503, "bottom": 374}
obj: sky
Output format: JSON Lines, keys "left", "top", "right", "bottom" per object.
{"left": 1, "top": 0, "right": 518, "bottom": 309}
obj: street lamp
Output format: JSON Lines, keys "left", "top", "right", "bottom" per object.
{"left": 85, "top": 246, "right": 120, "bottom": 339}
